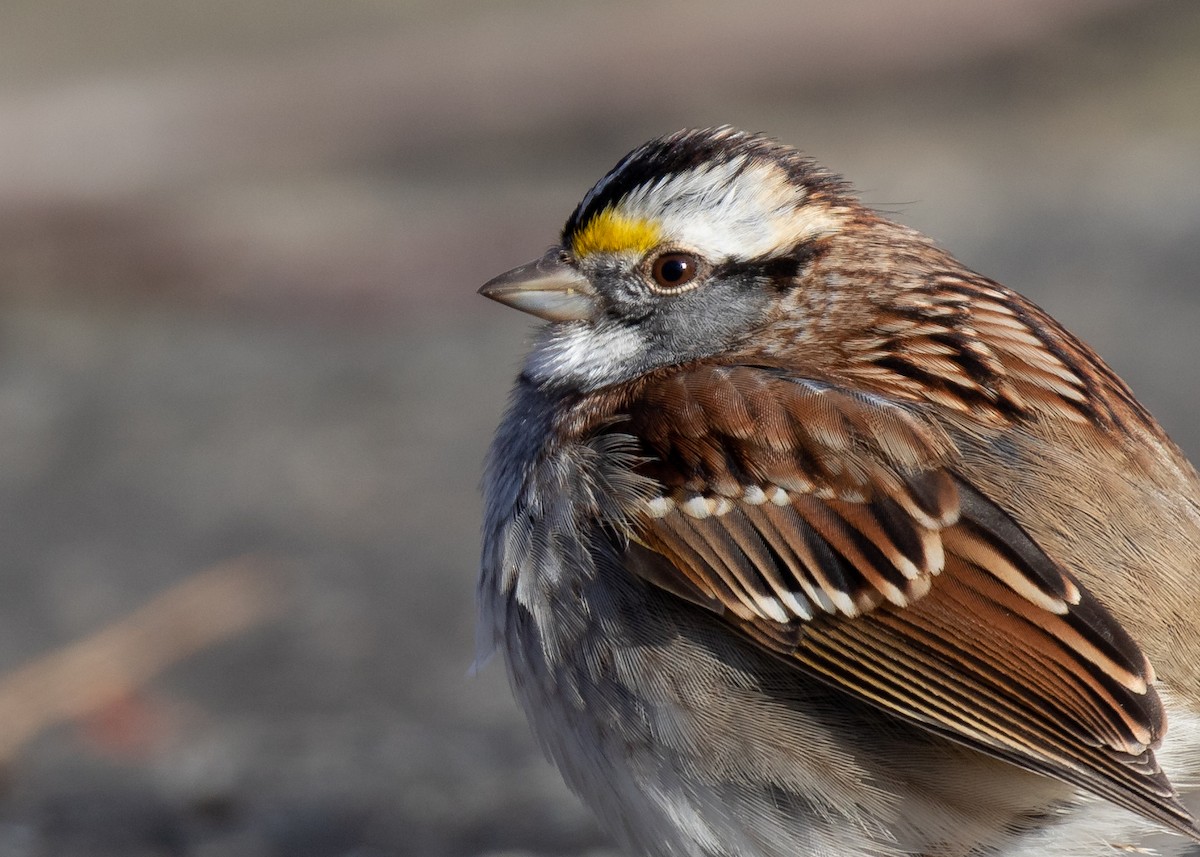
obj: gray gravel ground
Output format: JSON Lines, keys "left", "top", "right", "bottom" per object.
{"left": 0, "top": 1, "right": 1198, "bottom": 855}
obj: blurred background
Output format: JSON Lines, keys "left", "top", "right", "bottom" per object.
{"left": 0, "top": 1, "right": 1197, "bottom": 855}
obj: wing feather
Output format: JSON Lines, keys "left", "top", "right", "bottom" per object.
{"left": 613, "top": 363, "right": 1197, "bottom": 839}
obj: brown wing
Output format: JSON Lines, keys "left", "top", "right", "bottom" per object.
{"left": 617, "top": 363, "right": 1198, "bottom": 839}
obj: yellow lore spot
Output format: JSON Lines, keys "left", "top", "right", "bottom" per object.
{"left": 571, "top": 209, "right": 661, "bottom": 258}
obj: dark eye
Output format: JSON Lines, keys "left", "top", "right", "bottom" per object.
{"left": 650, "top": 253, "right": 701, "bottom": 292}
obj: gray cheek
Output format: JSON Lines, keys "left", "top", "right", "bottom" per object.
{"left": 603, "top": 277, "right": 658, "bottom": 321}
{"left": 645, "top": 283, "right": 770, "bottom": 360}
{"left": 522, "top": 276, "right": 771, "bottom": 392}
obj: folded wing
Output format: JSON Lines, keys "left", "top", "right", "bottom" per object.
{"left": 615, "top": 363, "right": 1196, "bottom": 839}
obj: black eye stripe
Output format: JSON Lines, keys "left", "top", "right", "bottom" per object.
{"left": 712, "top": 243, "right": 819, "bottom": 286}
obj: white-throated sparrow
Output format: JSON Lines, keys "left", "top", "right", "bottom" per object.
{"left": 477, "top": 127, "right": 1200, "bottom": 856}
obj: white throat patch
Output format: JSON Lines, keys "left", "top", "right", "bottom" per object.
{"left": 524, "top": 319, "right": 649, "bottom": 391}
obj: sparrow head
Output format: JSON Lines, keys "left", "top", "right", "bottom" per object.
{"left": 480, "top": 127, "right": 858, "bottom": 392}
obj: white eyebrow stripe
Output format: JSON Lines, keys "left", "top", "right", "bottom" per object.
{"left": 614, "top": 159, "right": 843, "bottom": 260}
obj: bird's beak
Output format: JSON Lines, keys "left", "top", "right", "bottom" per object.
{"left": 478, "top": 250, "right": 598, "bottom": 322}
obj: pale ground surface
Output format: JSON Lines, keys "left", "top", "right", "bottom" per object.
{"left": 0, "top": 1, "right": 1198, "bottom": 855}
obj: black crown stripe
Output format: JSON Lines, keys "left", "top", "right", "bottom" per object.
{"left": 561, "top": 127, "right": 849, "bottom": 248}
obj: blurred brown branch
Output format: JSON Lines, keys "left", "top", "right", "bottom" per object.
{"left": 0, "top": 555, "right": 285, "bottom": 762}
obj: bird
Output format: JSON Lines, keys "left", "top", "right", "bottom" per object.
{"left": 476, "top": 126, "right": 1200, "bottom": 857}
